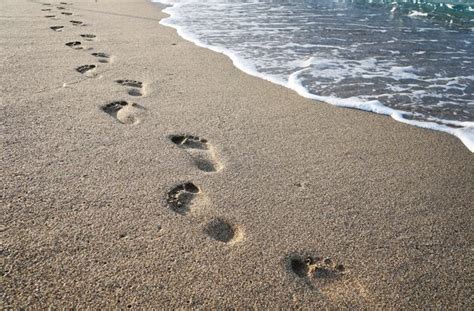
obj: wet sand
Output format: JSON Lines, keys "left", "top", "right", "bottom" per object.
{"left": 1, "top": 0, "right": 473, "bottom": 308}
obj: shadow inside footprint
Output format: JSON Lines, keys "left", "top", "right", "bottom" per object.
{"left": 70, "top": 20, "right": 83, "bottom": 26}
{"left": 41, "top": 8, "right": 52, "bottom": 11}
{"left": 50, "top": 26, "right": 64, "bottom": 32}
{"left": 80, "top": 34, "right": 96, "bottom": 41}
{"left": 115, "top": 79, "right": 143, "bottom": 96}
{"left": 65, "top": 41, "right": 82, "bottom": 49}
{"left": 286, "top": 253, "right": 345, "bottom": 284}
{"left": 170, "top": 135, "right": 222, "bottom": 172}
{"left": 44, "top": 15, "right": 55, "bottom": 18}
{"left": 92, "top": 52, "right": 111, "bottom": 63}
{"left": 57, "top": 6, "right": 66, "bottom": 10}
{"left": 102, "top": 101, "right": 144, "bottom": 125}
{"left": 204, "top": 218, "right": 242, "bottom": 243}
{"left": 61, "top": 12, "right": 73, "bottom": 15}
{"left": 76, "top": 64, "right": 96, "bottom": 77}
{"left": 116, "top": 79, "right": 142, "bottom": 88}
{"left": 166, "top": 182, "right": 200, "bottom": 215}
{"left": 92, "top": 52, "right": 109, "bottom": 58}
{"left": 290, "top": 257, "right": 310, "bottom": 278}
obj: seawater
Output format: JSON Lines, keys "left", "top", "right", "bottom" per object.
{"left": 152, "top": 0, "right": 474, "bottom": 152}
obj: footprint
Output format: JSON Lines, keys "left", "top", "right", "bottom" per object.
{"left": 44, "top": 15, "right": 56, "bottom": 18}
{"left": 203, "top": 218, "right": 243, "bottom": 244}
{"left": 80, "top": 34, "right": 96, "bottom": 41}
{"left": 286, "top": 253, "right": 345, "bottom": 282}
{"left": 285, "top": 253, "right": 371, "bottom": 304}
{"left": 57, "top": 6, "right": 66, "bottom": 10}
{"left": 92, "top": 52, "right": 111, "bottom": 63}
{"left": 76, "top": 64, "right": 96, "bottom": 77}
{"left": 115, "top": 79, "right": 143, "bottom": 96}
{"left": 60, "top": 1, "right": 69, "bottom": 4}
{"left": 42, "top": 3, "right": 51, "bottom": 5}
{"left": 170, "top": 135, "right": 222, "bottom": 173}
{"left": 70, "top": 20, "right": 83, "bottom": 26}
{"left": 166, "top": 182, "right": 201, "bottom": 215}
{"left": 50, "top": 26, "right": 64, "bottom": 32}
{"left": 61, "top": 12, "right": 73, "bottom": 15}
{"left": 101, "top": 101, "right": 145, "bottom": 125}
{"left": 41, "top": 8, "right": 52, "bottom": 11}
{"left": 65, "top": 41, "right": 82, "bottom": 49}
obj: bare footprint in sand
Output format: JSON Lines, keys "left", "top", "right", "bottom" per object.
{"left": 80, "top": 34, "right": 96, "bottom": 41}
{"left": 41, "top": 8, "right": 52, "bottom": 11}
{"left": 92, "top": 52, "right": 112, "bottom": 63}
{"left": 57, "top": 6, "right": 66, "bottom": 10}
{"left": 102, "top": 101, "right": 145, "bottom": 125}
{"left": 286, "top": 253, "right": 372, "bottom": 304}
{"left": 76, "top": 64, "right": 97, "bottom": 77}
{"left": 166, "top": 182, "right": 204, "bottom": 215}
{"left": 203, "top": 218, "right": 243, "bottom": 244}
{"left": 44, "top": 15, "right": 56, "bottom": 18}
{"left": 286, "top": 253, "right": 345, "bottom": 282}
{"left": 65, "top": 41, "right": 82, "bottom": 49}
{"left": 50, "top": 26, "right": 64, "bottom": 32}
{"left": 170, "top": 135, "right": 222, "bottom": 173}
{"left": 70, "top": 20, "right": 84, "bottom": 26}
{"left": 61, "top": 12, "right": 73, "bottom": 16}
{"left": 115, "top": 79, "right": 144, "bottom": 96}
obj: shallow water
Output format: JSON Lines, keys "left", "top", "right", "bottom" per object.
{"left": 154, "top": 0, "right": 474, "bottom": 151}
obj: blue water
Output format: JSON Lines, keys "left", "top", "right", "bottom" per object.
{"left": 154, "top": 0, "right": 474, "bottom": 151}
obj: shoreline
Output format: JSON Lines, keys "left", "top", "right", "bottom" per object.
{"left": 155, "top": 0, "right": 474, "bottom": 153}
{"left": 2, "top": 0, "right": 473, "bottom": 308}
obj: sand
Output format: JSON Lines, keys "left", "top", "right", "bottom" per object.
{"left": 1, "top": 0, "right": 473, "bottom": 308}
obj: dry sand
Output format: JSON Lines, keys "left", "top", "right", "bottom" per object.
{"left": 1, "top": 0, "right": 473, "bottom": 308}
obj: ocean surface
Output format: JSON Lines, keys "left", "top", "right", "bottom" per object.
{"left": 152, "top": 0, "right": 474, "bottom": 152}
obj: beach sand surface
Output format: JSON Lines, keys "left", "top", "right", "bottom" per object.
{"left": 1, "top": 0, "right": 473, "bottom": 308}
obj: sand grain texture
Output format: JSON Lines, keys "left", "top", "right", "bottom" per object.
{"left": 1, "top": 0, "right": 473, "bottom": 309}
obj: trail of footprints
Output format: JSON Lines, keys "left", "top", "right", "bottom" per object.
{"left": 37, "top": 0, "right": 347, "bottom": 290}
{"left": 39, "top": 2, "right": 236, "bottom": 243}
